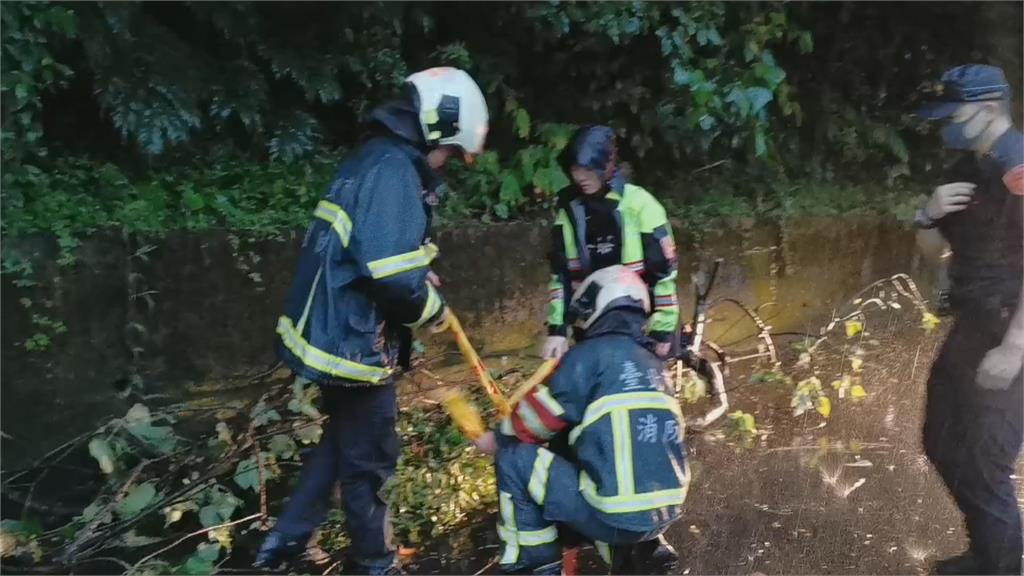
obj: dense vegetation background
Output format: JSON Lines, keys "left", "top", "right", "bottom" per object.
{"left": 1, "top": 4, "right": 1018, "bottom": 572}
{"left": 2, "top": 1, "right": 1022, "bottom": 257}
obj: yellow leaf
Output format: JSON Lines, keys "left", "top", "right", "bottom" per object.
{"left": 850, "top": 357, "right": 863, "bottom": 372}
{"left": 851, "top": 385, "right": 867, "bottom": 400}
{"left": 163, "top": 501, "right": 198, "bottom": 527}
{"left": 208, "top": 527, "right": 233, "bottom": 551}
{"left": 816, "top": 396, "right": 832, "bottom": 418}
{"left": 443, "top": 392, "right": 484, "bottom": 440}
{"left": 844, "top": 319, "right": 864, "bottom": 338}
{"left": 921, "top": 312, "right": 941, "bottom": 332}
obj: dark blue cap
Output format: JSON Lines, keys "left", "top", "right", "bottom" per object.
{"left": 561, "top": 125, "right": 617, "bottom": 174}
{"left": 916, "top": 64, "right": 1012, "bottom": 120}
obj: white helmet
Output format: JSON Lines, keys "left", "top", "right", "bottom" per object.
{"left": 406, "top": 67, "right": 489, "bottom": 155}
{"left": 570, "top": 265, "right": 651, "bottom": 330}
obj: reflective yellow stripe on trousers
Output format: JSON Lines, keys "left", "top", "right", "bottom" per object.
{"left": 498, "top": 491, "right": 519, "bottom": 564}
{"left": 527, "top": 448, "right": 554, "bottom": 505}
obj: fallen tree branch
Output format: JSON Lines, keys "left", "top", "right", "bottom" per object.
{"left": 129, "top": 513, "right": 263, "bottom": 573}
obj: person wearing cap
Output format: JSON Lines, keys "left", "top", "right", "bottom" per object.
{"left": 474, "top": 265, "right": 686, "bottom": 575}
{"left": 915, "top": 64, "right": 1023, "bottom": 575}
{"left": 541, "top": 126, "right": 680, "bottom": 361}
{"left": 254, "top": 67, "right": 489, "bottom": 574}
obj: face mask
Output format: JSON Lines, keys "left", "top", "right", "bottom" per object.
{"left": 940, "top": 108, "right": 990, "bottom": 151}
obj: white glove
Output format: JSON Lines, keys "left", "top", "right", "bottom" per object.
{"left": 541, "top": 335, "right": 569, "bottom": 360}
{"left": 925, "top": 182, "right": 976, "bottom": 220}
{"left": 976, "top": 343, "right": 1024, "bottom": 390}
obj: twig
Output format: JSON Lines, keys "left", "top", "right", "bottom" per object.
{"left": 130, "top": 513, "right": 263, "bottom": 572}
{"left": 3, "top": 427, "right": 104, "bottom": 485}
{"left": 322, "top": 559, "right": 343, "bottom": 575}
{"left": 690, "top": 159, "right": 728, "bottom": 175}
{"left": 62, "top": 458, "right": 152, "bottom": 561}
{"left": 473, "top": 558, "right": 498, "bottom": 575}
{"left": 20, "top": 464, "right": 50, "bottom": 525}
{"left": 910, "top": 343, "right": 922, "bottom": 383}
{"left": 74, "top": 556, "right": 135, "bottom": 572}
{"left": 253, "top": 433, "right": 269, "bottom": 528}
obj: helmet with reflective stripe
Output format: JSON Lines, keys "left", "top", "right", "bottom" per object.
{"left": 570, "top": 265, "right": 651, "bottom": 330}
{"left": 406, "top": 67, "right": 489, "bottom": 154}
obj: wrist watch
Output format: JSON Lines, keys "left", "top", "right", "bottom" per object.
{"left": 914, "top": 208, "right": 938, "bottom": 229}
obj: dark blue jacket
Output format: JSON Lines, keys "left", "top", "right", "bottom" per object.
{"left": 500, "top": 308, "right": 689, "bottom": 533}
{"left": 276, "top": 135, "right": 446, "bottom": 386}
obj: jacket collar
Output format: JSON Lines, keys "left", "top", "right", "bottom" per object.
{"left": 580, "top": 307, "right": 651, "bottom": 347}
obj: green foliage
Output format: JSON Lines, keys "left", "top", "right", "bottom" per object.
{"left": 791, "top": 376, "right": 831, "bottom": 418}
{"left": 725, "top": 410, "right": 758, "bottom": 448}
{"left": 2, "top": 1, "right": 1019, "bottom": 260}
{"left": 13, "top": 376, "right": 499, "bottom": 573}
{"left": 0, "top": 2, "right": 78, "bottom": 165}
{"left": 678, "top": 370, "right": 707, "bottom": 404}
{"left": 117, "top": 482, "right": 159, "bottom": 520}
{"left": 1, "top": 153, "right": 338, "bottom": 271}
{"left": 381, "top": 408, "right": 497, "bottom": 545}
{"left": 443, "top": 120, "right": 573, "bottom": 221}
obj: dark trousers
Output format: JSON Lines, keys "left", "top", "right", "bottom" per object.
{"left": 494, "top": 442, "right": 667, "bottom": 572}
{"left": 275, "top": 383, "right": 400, "bottom": 569}
{"left": 923, "top": 304, "right": 1023, "bottom": 575}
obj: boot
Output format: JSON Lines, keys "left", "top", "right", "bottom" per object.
{"left": 932, "top": 551, "right": 983, "bottom": 575}
{"left": 253, "top": 531, "right": 306, "bottom": 570}
{"left": 630, "top": 535, "right": 679, "bottom": 575}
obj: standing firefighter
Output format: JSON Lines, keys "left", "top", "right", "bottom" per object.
{"left": 254, "top": 67, "right": 489, "bottom": 574}
{"left": 915, "top": 64, "right": 1023, "bottom": 576}
{"left": 475, "top": 266, "right": 686, "bottom": 574}
{"left": 541, "top": 126, "right": 680, "bottom": 360}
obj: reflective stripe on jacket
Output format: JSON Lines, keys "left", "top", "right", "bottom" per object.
{"left": 548, "top": 183, "right": 679, "bottom": 342}
{"left": 499, "top": 308, "right": 689, "bottom": 532}
{"left": 277, "top": 136, "right": 445, "bottom": 385}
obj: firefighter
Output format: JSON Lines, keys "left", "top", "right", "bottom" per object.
{"left": 254, "top": 67, "right": 489, "bottom": 574}
{"left": 476, "top": 265, "right": 686, "bottom": 574}
{"left": 541, "top": 126, "right": 680, "bottom": 361}
{"left": 915, "top": 64, "right": 1023, "bottom": 575}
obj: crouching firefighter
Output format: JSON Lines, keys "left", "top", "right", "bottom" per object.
{"left": 254, "top": 67, "right": 489, "bottom": 574}
{"left": 541, "top": 125, "right": 680, "bottom": 361}
{"left": 474, "top": 265, "right": 687, "bottom": 574}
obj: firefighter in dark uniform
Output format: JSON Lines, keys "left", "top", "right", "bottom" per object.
{"left": 915, "top": 64, "right": 1023, "bottom": 575}
{"left": 474, "top": 266, "right": 685, "bottom": 575}
{"left": 253, "top": 67, "right": 489, "bottom": 574}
